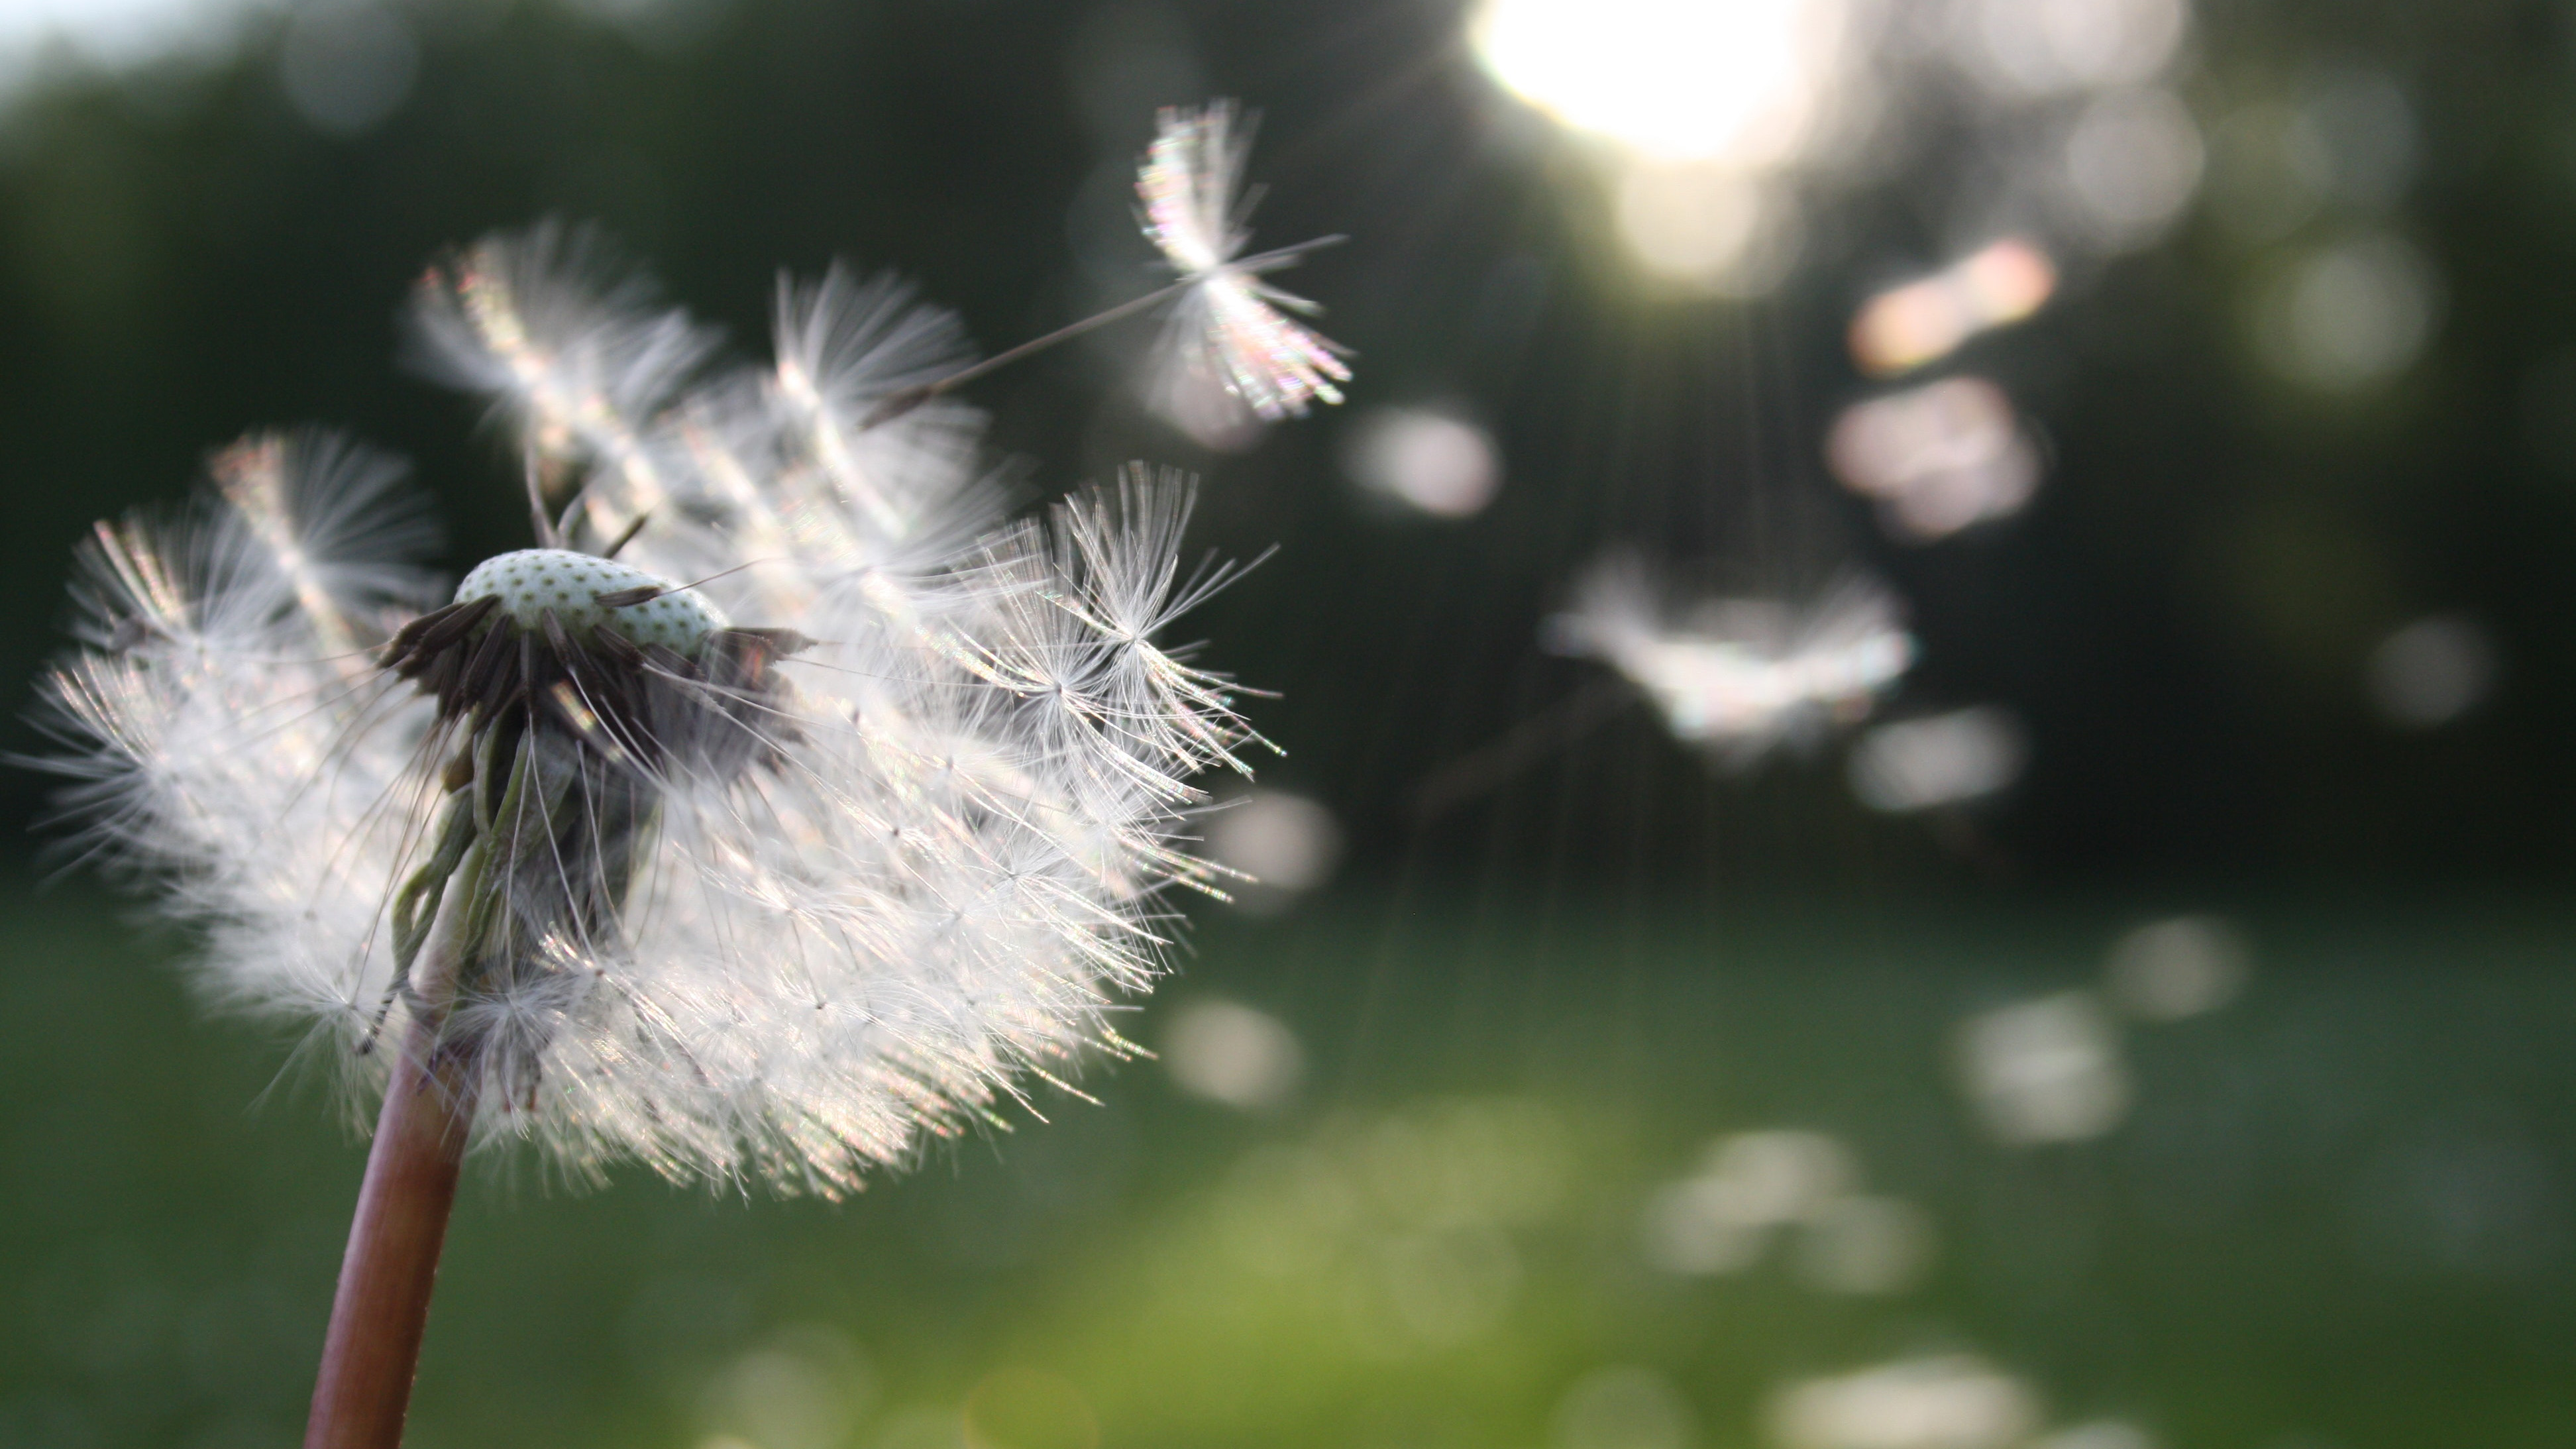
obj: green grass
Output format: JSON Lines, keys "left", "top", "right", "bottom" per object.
{"left": 4, "top": 886, "right": 2574, "bottom": 1448}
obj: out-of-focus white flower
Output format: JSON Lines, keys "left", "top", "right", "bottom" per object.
{"left": 1638, "top": 1129, "right": 1858, "bottom": 1276}
{"left": 1954, "top": 993, "right": 2129, "bottom": 1146}
{"left": 2102, "top": 916, "right": 2249, "bottom": 1022}
{"left": 36, "top": 227, "right": 1266, "bottom": 1197}
{"left": 1547, "top": 558, "right": 1915, "bottom": 768}
{"left": 1137, "top": 100, "right": 1353, "bottom": 438}
{"left": 2029, "top": 1421, "right": 2157, "bottom": 1449}
{"left": 1794, "top": 1195, "right": 1937, "bottom": 1295}
{"left": 1769, "top": 1356, "right": 2040, "bottom": 1449}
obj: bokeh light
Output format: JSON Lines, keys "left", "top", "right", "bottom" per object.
{"left": 2102, "top": 916, "right": 2249, "bottom": 1022}
{"left": 2255, "top": 232, "right": 2442, "bottom": 392}
{"left": 277, "top": 3, "right": 418, "bottom": 137}
{"left": 1204, "top": 790, "right": 1344, "bottom": 914}
{"left": 1768, "top": 1356, "right": 2039, "bottom": 1449}
{"left": 1343, "top": 405, "right": 1503, "bottom": 518}
{"left": 1950, "top": 0, "right": 2188, "bottom": 98}
{"left": 1161, "top": 998, "right": 1306, "bottom": 1112}
{"left": 2206, "top": 70, "right": 2418, "bottom": 244}
{"left": 2365, "top": 614, "right": 2498, "bottom": 729}
{"left": 1849, "top": 241, "right": 2057, "bottom": 378}
{"left": 1827, "top": 380, "right": 2040, "bottom": 541}
{"left": 1640, "top": 1130, "right": 1860, "bottom": 1276}
{"left": 696, "top": 1325, "right": 873, "bottom": 1449}
{"left": 1954, "top": 993, "right": 2130, "bottom": 1146}
{"left": 1847, "top": 707, "right": 2029, "bottom": 812}
{"left": 2056, "top": 87, "right": 2204, "bottom": 251}
{"left": 0, "top": 0, "right": 244, "bottom": 70}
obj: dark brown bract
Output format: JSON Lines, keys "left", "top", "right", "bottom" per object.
{"left": 380, "top": 593, "right": 807, "bottom": 780}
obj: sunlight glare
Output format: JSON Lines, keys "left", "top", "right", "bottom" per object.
{"left": 1474, "top": 0, "right": 1847, "bottom": 166}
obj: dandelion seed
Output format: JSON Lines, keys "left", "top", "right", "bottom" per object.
{"left": 1545, "top": 556, "right": 1915, "bottom": 767}
{"left": 409, "top": 220, "right": 719, "bottom": 544}
{"left": 835, "top": 100, "right": 1354, "bottom": 445}
{"left": 1137, "top": 99, "right": 1354, "bottom": 436}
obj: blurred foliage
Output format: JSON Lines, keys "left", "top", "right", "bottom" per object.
{"left": 7, "top": 888, "right": 2576, "bottom": 1446}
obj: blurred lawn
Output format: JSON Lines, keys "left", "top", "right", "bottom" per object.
{"left": 5, "top": 886, "right": 2575, "bottom": 1449}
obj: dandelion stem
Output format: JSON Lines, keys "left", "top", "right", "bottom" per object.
{"left": 305, "top": 866, "right": 485, "bottom": 1449}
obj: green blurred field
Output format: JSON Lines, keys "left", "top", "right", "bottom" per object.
{"left": 5, "top": 887, "right": 2573, "bottom": 1449}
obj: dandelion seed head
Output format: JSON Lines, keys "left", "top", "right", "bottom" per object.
{"left": 454, "top": 549, "right": 725, "bottom": 653}
{"left": 38, "top": 227, "right": 1268, "bottom": 1198}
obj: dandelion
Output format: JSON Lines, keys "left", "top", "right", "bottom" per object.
{"left": 34, "top": 223, "right": 1279, "bottom": 1445}
{"left": 847, "top": 99, "right": 1352, "bottom": 445}
{"left": 1545, "top": 556, "right": 1915, "bottom": 767}
{"left": 1137, "top": 99, "right": 1353, "bottom": 437}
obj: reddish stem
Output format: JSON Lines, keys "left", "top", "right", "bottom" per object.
{"left": 305, "top": 941, "right": 480, "bottom": 1446}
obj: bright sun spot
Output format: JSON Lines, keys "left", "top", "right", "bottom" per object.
{"left": 1473, "top": 0, "right": 1845, "bottom": 166}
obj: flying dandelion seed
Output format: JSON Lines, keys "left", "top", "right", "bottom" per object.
{"left": 34, "top": 221, "right": 1285, "bottom": 1444}
{"left": 1137, "top": 100, "right": 1354, "bottom": 439}
{"left": 1545, "top": 557, "right": 1915, "bottom": 768}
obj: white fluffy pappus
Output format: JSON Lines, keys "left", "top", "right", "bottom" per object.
{"left": 34, "top": 228, "right": 1267, "bottom": 1197}
{"left": 1545, "top": 557, "right": 1916, "bottom": 769}
{"left": 1138, "top": 99, "right": 1354, "bottom": 439}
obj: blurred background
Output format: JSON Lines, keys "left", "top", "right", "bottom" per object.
{"left": 3, "top": 0, "right": 2575, "bottom": 1446}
